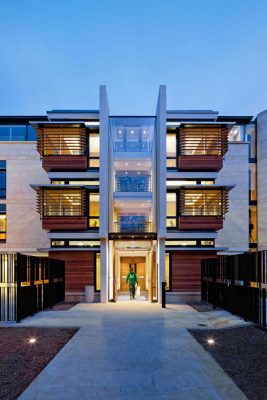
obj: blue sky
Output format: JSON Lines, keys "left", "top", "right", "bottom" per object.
{"left": 0, "top": 0, "right": 267, "bottom": 116}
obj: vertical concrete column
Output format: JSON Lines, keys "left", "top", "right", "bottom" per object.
{"left": 157, "top": 238, "right": 165, "bottom": 303}
{"left": 99, "top": 85, "right": 110, "bottom": 302}
{"left": 257, "top": 110, "right": 267, "bottom": 250}
{"left": 156, "top": 85, "right": 167, "bottom": 302}
{"left": 100, "top": 239, "right": 109, "bottom": 303}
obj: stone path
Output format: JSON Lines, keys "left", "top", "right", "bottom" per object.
{"left": 19, "top": 302, "right": 248, "bottom": 399}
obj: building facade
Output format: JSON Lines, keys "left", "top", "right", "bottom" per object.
{"left": 0, "top": 86, "right": 262, "bottom": 303}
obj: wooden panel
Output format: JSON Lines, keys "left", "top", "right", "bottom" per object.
{"left": 136, "top": 259, "right": 146, "bottom": 291}
{"left": 171, "top": 251, "right": 217, "bottom": 292}
{"left": 49, "top": 251, "right": 95, "bottom": 293}
{"left": 43, "top": 155, "right": 87, "bottom": 172}
{"left": 178, "top": 216, "right": 223, "bottom": 231}
{"left": 178, "top": 155, "right": 223, "bottom": 172}
{"left": 120, "top": 257, "right": 131, "bottom": 292}
{"left": 43, "top": 216, "right": 87, "bottom": 231}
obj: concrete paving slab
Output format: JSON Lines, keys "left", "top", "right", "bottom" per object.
{"left": 19, "top": 302, "right": 248, "bottom": 400}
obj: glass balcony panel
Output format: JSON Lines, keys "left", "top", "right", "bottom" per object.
{"left": 115, "top": 175, "right": 151, "bottom": 192}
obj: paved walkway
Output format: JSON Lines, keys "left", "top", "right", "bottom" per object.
{"left": 19, "top": 302, "right": 248, "bottom": 400}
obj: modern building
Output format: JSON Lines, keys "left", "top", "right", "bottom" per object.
{"left": 0, "top": 85, "right": 262, "bottom": 304}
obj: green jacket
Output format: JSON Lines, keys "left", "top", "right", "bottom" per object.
{"left": 126, "top": 271, "right": 138, "bottom": 286}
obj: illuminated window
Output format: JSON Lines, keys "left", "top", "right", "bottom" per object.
{"left": 166, "top": 132, "right": 177, "bottom": 169}
{"left": 166, "top": 192, "right": 177, "bottom": 228}
{"left": 0, "top": 205, "right": 6, "bottom": 242}
{"left": 180, "top": 190, "right": 227, "bottom": 216}
{"left": 165, "top": 253, "right": 170, "bottom": 290}
{"left": 88, "top": 131, "right": 100, "bottom": 168}
{"left": 166, "top": 240, "right": 197, "bottom": 247}
{"left": 40, "top": 125, "right": 86, "bottom": 156}
{"left": 40, "top": 189, "right": 86, "bottom": 217}
{"left": 200, "top": 240, "right": 214, "bottom": 246}
{"left": 89, "top": 193, "right": 99, "bottom": 228}
{"left": 96, "top": 253, "right": 101, "bottom": 291}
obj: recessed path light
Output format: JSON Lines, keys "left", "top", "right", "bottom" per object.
{"left": 207, "top": 338, "right": 215, "bottom": 345}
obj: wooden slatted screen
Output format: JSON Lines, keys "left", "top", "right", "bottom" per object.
{"left": 36, "top": 125, "right": 86, "bottom": 156}
{"left": 37, "top": 189, "right": 86, "bottom": 217}
{"left": 178, "top": 124, "right": 229, "bottom": 156}
{"left": 179, "top": 189, "right": 228, "bottom": 217}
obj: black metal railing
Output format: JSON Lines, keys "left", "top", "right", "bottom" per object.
{"left": 201, "top": 250, "right": 267, "bottom": 327}
{"left": 0, "top": 253, "right": 65, "bottom": 322}
{"left": 114, "top": 222, "right": 151, "bottom": 233}
{"left": 115, "top": 176, "right": 151, "bottom": 192}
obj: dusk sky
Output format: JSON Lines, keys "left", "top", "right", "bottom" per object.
{"left": 0, "top": 0, "right": 267, "bottom": 116}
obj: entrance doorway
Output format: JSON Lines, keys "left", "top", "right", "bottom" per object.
{"left": 111, "top": 239, "right": 157, "bottom": 302}
{"left": 120, "top": 256, "right": 146, "bottom": 292}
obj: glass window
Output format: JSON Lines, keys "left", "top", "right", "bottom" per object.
{"left": 88, "top": 132, "right": 100, "bottom": 168}
{"left": 166, "top": 240, "right": 197, "bottom": 246}
{"left": 167, "top": 180, "right": 197, "bottom": 187}
{"left": 69, "top": 180, "right": 99, "bottom": 186}
{"left": 166, "top": 133, "right": 177, "bottom": 158}
{"left": 110, "top": 117, "right": 155, "bottom": 153}
{"left": 51, "top": 240, "right": 65, "bottom": 247}
{"left": 165, "top": 253, "right": 170, "bottom": 290}
{"left": 42, "top": 190, "right": 84, "bottom": 217}
{"left": 11, "top": 126, "right": 26, "bottom": 141}
{"left": 96, "top": 253, "right": 101, "bottom": 291}
{"left": 180, "top": 189, "right": 225, "bottom": 216}
{"left": 27, "top": 125, "right": 37, "bottom": 141}
{"left": 0, "top": 214, "right": 6, "bottom": 242}
{"left": 89, "top": 193, "right": 99, "bottom": 228}
{"left": 249, "top": 205, "right": 257, "bottom": 244}
{"left": 0, "top": 127, "right": 10, "bottom": 141}
{"left": 200, "top": 240, "right": 214, "bottom": 246}
{"left": 0, "top": 161, "right": 6, "bottom": 199}
{"left": 249, "top": 164, "right": 257, "bottom": 202}
{"left": 51, "top": 181, "right": 65, "bottom": 185}
{"left": 68, "top": 240, "right": 100, "bottom": 247}
{"left": 166, "top": 192, "right": 177, "bottom": 228}
{"left": 245, "top": 124, "right": 256, "bottom": 159}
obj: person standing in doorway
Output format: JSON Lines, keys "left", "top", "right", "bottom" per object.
{"left": 126, "top": 266, "right": 138, "bottom": 300}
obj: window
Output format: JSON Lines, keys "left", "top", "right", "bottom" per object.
{"left": 166, "top": 131, "right": 177, "bottom": 169}
{"left": 40, "top": 189, "right": 86, "bottom": 217}
{"left": 165, "top": 253, "right": 170, "bottom": 290}
{"left": 51, "top": 239, "right": 100, "bottom": 248}
{"left": 88, "top": 130, "right": 100, "bottom": 168}
{"left": 166, "top": 240, "right": 197, "bottom": 247}
{"left": 165, "top": 239, "right": 214, "bottom": 247}
{"left": 0, "top": 125, "right": 34, "bottom": 141}
{"left": 166, "top": 192, "right": 177, "bottom": 228}
{"left": 180, "top": 189, "right": 227, "bottom": 216}
{"left": 0, "top": 204, "right": 6, "bottom": 242}
{"left": 95, "top": 253, "right": 101, "bottom": 291}
{"left": 88, "top": 192, "right": 99, "bottom": 228}
{"left": 0, "top": 161, "right": 6, "bottom": 199}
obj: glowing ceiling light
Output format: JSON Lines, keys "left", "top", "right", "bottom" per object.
{"left": 28, "top": 337, "right": 37, "bottom": 344}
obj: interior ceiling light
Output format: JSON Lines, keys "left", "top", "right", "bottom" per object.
{"left": 137, "top": 171, "right": 140, "bottom": 175}
{"left": 125, "top": 162, "right": 128, "bottom": 166}
{"left": 138, "top": 162, "right": 141, "bottom": 166}
{"left": 131, "top": 130, "right": 134, "bottom": 134}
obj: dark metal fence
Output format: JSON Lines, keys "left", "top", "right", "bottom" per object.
{"left": 201, "top": 250, "right": 267, "bottom": 327}
{"left": 0, "top": 253, "right": 65, "bottom": 322}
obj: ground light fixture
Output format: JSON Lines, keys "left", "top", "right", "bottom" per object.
{"left": 207, "top": 338, "right": 215, "bottom": 345}
{"left": 28, "top": 337, "right": 37, "bottom": 344}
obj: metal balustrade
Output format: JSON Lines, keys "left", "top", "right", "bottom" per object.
{"left": 114, "top": 222, "right": 151, "bottom": 233}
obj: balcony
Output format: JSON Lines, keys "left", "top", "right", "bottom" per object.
{"left": 114, "top": 221, "right": 151, "bottom": 233}
{"left": 177, "top": 124, "right": 229, "bottom": 172}
{"left": 34, "top": 123, "right": 87, "bottom": 172}
{"left": 167, "top": 186, "right": 232, "bottom": 231}
{"left": 115, "top": 175, "right": 151, "bottom": 192}
{"left": 35, "top": 187, "right": 87, "bottom": 231}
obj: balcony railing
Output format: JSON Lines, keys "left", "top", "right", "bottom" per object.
{"left": 115, "top": 176, "right": 151, "bottom": 192}
{"left": 114, "top": 222, "right": 151, "bottom": 233}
